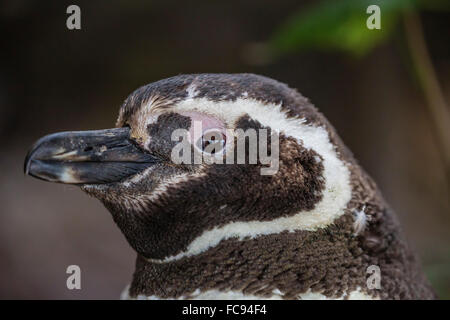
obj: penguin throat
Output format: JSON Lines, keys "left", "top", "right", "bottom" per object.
{"left": 127, "top": 219, "right": 379, "bottom": 300}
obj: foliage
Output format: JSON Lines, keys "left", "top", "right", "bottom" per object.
{"left": 270, "top": 0, "right": 449, "bottom": 57}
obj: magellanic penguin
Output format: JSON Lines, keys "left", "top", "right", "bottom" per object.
{"left": 24, "top": 74, "right": 435, "bottom": 300}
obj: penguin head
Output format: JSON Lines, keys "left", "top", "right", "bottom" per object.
{"left": 25, "top": 74, "right": 352, "bottom": 261}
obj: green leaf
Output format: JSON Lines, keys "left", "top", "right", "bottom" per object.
{"left": 270, "top": 0, "right": 417, "bottom": 57}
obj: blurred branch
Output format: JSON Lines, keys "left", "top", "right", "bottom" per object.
{"left": 403, "top": 11, "right": 450, "bottom": 188}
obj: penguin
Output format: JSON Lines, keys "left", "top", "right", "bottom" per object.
{"left": 24, "top": 73, "right": 436, "bottom": 300}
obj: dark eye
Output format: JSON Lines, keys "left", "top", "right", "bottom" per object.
{"left": 196, "top": 129, "right": 226, "bottom": 154}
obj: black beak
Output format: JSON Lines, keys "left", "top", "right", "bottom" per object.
{"left": 24, "top": 127, "right": 158, "bottom": 184}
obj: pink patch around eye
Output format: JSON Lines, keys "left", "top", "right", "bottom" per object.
{"left": 180, "top": 111, "right": 229, "bottom": 154}
{"left": 178, "top": 111, "right": 227, "bottom": 147}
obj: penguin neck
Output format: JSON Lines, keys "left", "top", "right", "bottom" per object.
{"left": 125, "top": 214, "right": 378, "bottom": 300}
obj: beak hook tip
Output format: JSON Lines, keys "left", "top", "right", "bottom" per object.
{"left": 24, "top": 154, "right": 31, "bottom": 175}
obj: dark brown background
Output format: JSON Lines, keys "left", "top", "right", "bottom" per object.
{"left": 1, "top": 0, "right": 449, "bottom": 299}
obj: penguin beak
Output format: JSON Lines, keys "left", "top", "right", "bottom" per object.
{"left": 24, "top": 127, "right": 158, "bottom": 184}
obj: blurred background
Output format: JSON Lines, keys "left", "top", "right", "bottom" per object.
{"left": 1, "top": 0, "right": 449, "bottom": 299}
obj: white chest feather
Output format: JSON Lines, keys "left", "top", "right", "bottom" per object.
{"left": 120, "top": 286, "right": 376, "bottom": 300}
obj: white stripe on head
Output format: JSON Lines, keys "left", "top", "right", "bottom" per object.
{"left": 145, "top": 97, "right": 352, "bottom": 263}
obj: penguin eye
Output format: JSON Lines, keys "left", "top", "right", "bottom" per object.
{"left": 196, "top": 129, "right": 226, "bottom": 155}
